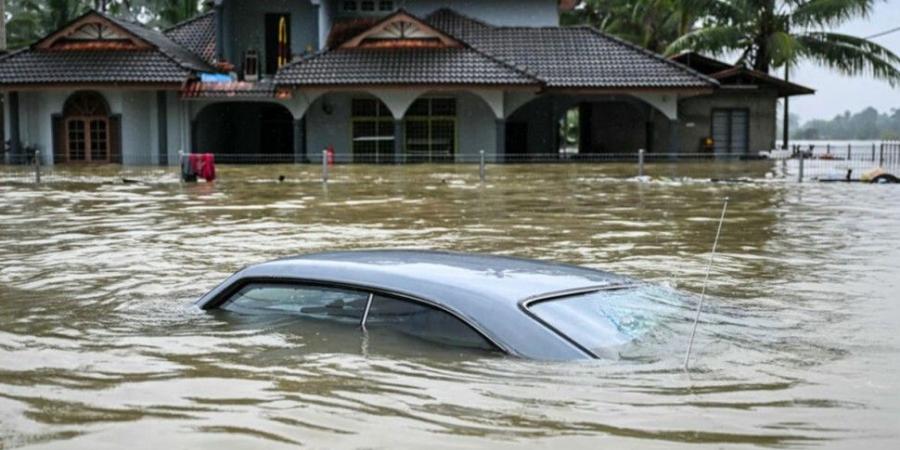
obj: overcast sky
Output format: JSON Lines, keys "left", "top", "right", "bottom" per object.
{"left": 789, "top": 0, "right": 900, "bottom": 122}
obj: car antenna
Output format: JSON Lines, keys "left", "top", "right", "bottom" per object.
{"left": 683, "top": 197, "right": 729, "bottom": 372}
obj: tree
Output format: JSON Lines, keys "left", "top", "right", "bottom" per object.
{"left": 564, "top": 0, "right": 710, "bottom": 54}
{"left": 666, "top": 0, "right": 900, "bottom": 85}
{"left": 154, "top": 0, "right": 202, "bottom": 27}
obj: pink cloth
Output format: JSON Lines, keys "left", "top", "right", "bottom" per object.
{"left": 189, "top": 153, "right": 216, "bottom": 182}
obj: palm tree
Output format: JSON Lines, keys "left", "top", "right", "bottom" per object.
{"left": 563, "top": 0, "right": 709, "bottom": 54}
{"left": 666, "top": 0, "right": 900, "bottom": 85}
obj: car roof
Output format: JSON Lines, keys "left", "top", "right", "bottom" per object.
{"left": 277, "top": 250, "right": 628, "bottom": 302}
{"left": 197, "top": 250, "right": 634, "bottom": 359}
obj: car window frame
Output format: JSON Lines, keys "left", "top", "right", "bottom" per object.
{"left": 518, "top": 283, "right": 638, "bottom": 359}
{"left": 203, "top": 277, "right": 507, "bottom": 354}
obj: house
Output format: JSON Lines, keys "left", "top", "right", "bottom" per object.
{"left": 670, "top": 52, "right": 814, "bottom": 154}
{"left": 0, "top": 1, "right": 802, "bottom": 166}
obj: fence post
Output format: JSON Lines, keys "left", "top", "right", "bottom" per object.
{"left": 872, "top": 143, "right": 876, "bottom": 162}
{"left": 798, "top": 151, "right": 804, "bottom": 183}
{"left": 880, "top": 143, "right": 884, "bottom": 166}
{"left": 33, "top": 149, "right": 41, "bottom": 183}
{"left": 178, "top": 150, "right": 184, "bottom": 183}
{"left": 638, "top": 149, "right": 645, "bottom": 177}
{"left": 322, "top": 149, "right": 328, "bottom": 184}
{"left": 479, "top": 149, "right": 485, "bottom": 183}
{"left": 847, "top": 143, "right": 851, "bottom": 161}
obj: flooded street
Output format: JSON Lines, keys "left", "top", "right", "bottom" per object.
{"left": 1, "top": 163, "right": 898, "bottom": 448}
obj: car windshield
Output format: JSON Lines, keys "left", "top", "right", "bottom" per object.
{"left": 528, "top": 286, "right": 665, "bottom": 357}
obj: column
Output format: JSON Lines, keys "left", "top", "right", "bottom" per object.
{"left": 667, "top": 118, "right": 680, "bottom": 155}
{"left": 157, "top": 91, "right": 168, "bottom": 166}
{"left": 8, "top": 91, "right": 20, "bottom": 163}
{"left": 495, "top": 118, "right": 506, "bottom": 163}
{"left": 293, "top": 117, "right": 306, "bottom": 163}
{"left": 393, "top": 119, "right": 404, "bottom": 164}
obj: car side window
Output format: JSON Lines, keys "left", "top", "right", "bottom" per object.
{"left": 364, "top": 295, "right": 494, "bottom": 350}
{"left": 223, "top": 283, "right": 369, "bottom": 324}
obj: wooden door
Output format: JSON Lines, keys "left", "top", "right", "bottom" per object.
{"left": 66, "top": 117, "right": 109, "bottom": 162}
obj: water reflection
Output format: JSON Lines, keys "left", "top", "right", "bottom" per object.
{"left": 1, "top": 163, "right": 898, "bottom": 448}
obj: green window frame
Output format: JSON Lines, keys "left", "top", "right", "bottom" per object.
{"left": 351, "top": 98, "right": 395, "bottom": 163}
{"left": 404, "top": 98, "right": 457, "bottom": 163}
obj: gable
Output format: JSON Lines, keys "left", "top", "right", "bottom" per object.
{"left": 35, "top": 12, "right": 153, "bottom": 51}
{"left": 340, "top": 10, "right": 462, "bottom": 49}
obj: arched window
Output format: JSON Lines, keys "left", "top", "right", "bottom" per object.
{"left": 61, "top": 91, "right": 111, "bottom": 163}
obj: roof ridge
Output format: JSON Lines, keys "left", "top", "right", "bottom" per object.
{"left": 164, "top": 10, "right": 215, "bottom": 34}
{"left": 578, "top": 25, "right": 718, "bottom": 87}
{"left": 100, "top": 10, "right": 213, "bottom": 73}
{"left": 0, "top": 48, "right": 27, "bottom": 63}
{"left": 421, "top": 9, "right": 542, "bottom": 85}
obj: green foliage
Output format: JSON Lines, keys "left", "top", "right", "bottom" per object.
{"left": 2, "top": 0, "right": 204, "bottom": 50}
{"left": 567, "top": 0, "right": 900, "bottom": 86}
{"left": 563, "top": 0, "right": 710, "bottom": 54}
{"left": 791, "top": 107, "right": 900, "bottom": 140}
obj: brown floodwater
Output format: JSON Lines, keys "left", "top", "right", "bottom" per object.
{"left": 1, "top": 162, "right": 898, "bottom": 449}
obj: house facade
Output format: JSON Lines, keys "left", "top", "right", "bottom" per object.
{"left": 0, "top": 0, "right": 810, "bottom": 166}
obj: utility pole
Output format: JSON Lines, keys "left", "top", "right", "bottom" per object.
{"left": 782, "top": 63, "right": 789, "bottom": 149}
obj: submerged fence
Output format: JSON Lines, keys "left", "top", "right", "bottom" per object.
{"left": 3, "top": 143, "right": 899, "bottom": 185}
{"left": 774, "top": 141, "right": 900, "bottom": 182}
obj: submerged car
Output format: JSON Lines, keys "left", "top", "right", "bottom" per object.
{"left": 196, "top": 250, "right": 661, "bottom": 360}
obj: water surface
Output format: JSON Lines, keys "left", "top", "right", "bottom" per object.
{"left": 1, "top": 163, "right": 898, "bottom": 448}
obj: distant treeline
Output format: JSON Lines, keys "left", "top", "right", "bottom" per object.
{"left": 789, "top": 107, "right": 900, "bottom": 140}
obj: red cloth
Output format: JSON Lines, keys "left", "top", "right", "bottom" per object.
{"left": 189, "top": 153, "right": 216, "bottom": 182}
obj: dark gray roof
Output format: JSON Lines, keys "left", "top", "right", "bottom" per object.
{"left": 0, "top": 50, "right": 193, "bottom": 85}
{"left": 104, "top": 12, "right": 213, "bottom": 73}
{"left": 275, "top": 48, "right": 537, "bottom": 86}
{"left": 0, "top": 10, "right": 212, "bottom": 86}
{"left": 165, "top": 12, "right": 217, "bottom": 65}
{"left": 196, "top": 250, "right": 633, "bottom": 359}
{"left": 426, "top": 9, "right": 715, "bottom": 89}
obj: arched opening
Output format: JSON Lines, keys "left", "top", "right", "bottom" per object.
{"left": 194, "top": 102, "right": 294, "bottom": 163}
{"left": 402, "top": 97, "right": 457, "bottom": 163}
{"left": 58, "top": 91, "right": 117, "bottom": 163}
{"left": 505, "top": 94, "right": 672, "bottom": 160}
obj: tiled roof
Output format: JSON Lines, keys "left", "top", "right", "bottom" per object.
{"left": 0, "top": 10, "right": 213, "bottom": 86}
{"left": 671, "top": 52, "right": 814, "bottom": 97}
{"left": 165, "top": 12, "right": 217, "bottom": 65}
{"left": 425, "top": 9, "right": 715, "bottom": 89}
{"left": 275, "top": 48, "right": 537, "bottom": 86}
{"left": 0, "top": 50, "right": 193, "bottom": 85}
{"left": 104, "top": 13, "right": 213, "bottom": 72}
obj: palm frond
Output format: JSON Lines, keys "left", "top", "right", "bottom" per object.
{"left": 797, "top": 31, "right": 900, "bottom": 85}
{"left": 665, "top": 25, "right": 750, "bottom": 56}
{"left": 791, "top": 0, "right": 874, "bottom": 28}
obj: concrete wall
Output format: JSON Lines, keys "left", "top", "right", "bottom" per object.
{"left": 224, "top": 0, "right": 319, "bottom": 73}
{"left": 678, "top": 88, "right": 779, "bottom": 154}
{"left": 304, "top": 90, "right": 497, "bottom": 161}
{"left": 324, "top": 0, "right": 559, "bottom": 26}
{"left": 5, "top": 89, "right": 180, "bottom": 166}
